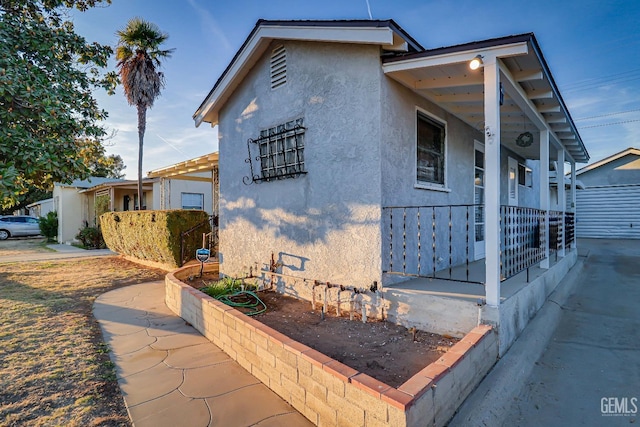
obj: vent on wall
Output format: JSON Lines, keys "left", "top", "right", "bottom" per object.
{"left": 270, "top": 45, "right": 287, "bottom": 89}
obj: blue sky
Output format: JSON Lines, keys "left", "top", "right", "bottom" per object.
{"left": 72, "top": 0, "right": 640, "bottom": 179}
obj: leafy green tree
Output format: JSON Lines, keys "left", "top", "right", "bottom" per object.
{"left": 0, "top": 0, "right": 118, "bottom": 209}
{"left": 115, "top": 18, "right": 173, "bottom": 210}
{"left": 0, "top": 144, "right": 125, "bottom": 215}
{"left": 79, "top": 136, "right": 126, "bottom": 178}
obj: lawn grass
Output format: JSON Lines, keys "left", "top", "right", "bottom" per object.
{"left": 0, "top": 256, "right": 166, "bottom": 426}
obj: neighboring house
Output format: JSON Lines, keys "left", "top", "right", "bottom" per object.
{"left": 193, "top": 20, "right": 589, "bottom": 348}
{"left": 574, "top": 147, "right": 640, "bottom": 239}
{"left": 147, "top": 152, "right": 218, "bottom": 216}
{"left": 26, "top": 198, "right": 54, "bottom": 218}
{"left": 53, "top": 177, "right": 125, "bottom": 244}
{"left": 78, "top": 178, "right": 157, "bottom": 225}
{"left": 52, "top": 155, "right": 218, "bottom": 244}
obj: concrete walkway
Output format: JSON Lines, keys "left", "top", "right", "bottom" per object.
{"left": 451, "top": 239, "right": 640, "bottom": 426}
{"left": 0, "top": 243, "right": 114, "bottom": 263}
{"left": 94, "top": 281, "right": 313, "bottom": 427}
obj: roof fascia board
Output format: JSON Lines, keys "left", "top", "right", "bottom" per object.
{"left": 499, "top": 59, "right": 584, "bottom": 163}
{"left": 194, "top": 25, "right": 398, "bottom": 127}
{"left": 148, "top": 153, "right": 219, "bottom": 178}
{"left": 382, "top": 42, "right": 528, "bottom": 73}
{"left": 576, "top": 148, "right": 640, "bottom": 175}
{"left": 528, "top": 36, "right": 589, "bottom": 162}
{"left": 259, "top": 25, "right": 397, "bottom": 45}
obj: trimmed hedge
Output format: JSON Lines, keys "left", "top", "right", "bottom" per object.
{"left": 101, "top": 210, "right": 210, "bottom": 268}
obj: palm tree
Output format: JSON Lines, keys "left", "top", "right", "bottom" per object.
{"left": 115, "top": 18, "right": 173, "bottom": 209}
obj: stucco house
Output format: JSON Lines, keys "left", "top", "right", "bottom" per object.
{"left": 193, "top": 19, "right": 589, "bottom": 352}
{"left": 50, "top": 154, "right": 217, "bottom": 244}
{"left": 53, "top": 177, "right": 126, "bottom": 243}
{"left": 574, "top": 147, "right": 640, "bottom": 239}
{"left": 147, "top": 152, "right": 219, "bottom": 217}
{"left": 78, "top": 178, "right": 157, "bottom": 224}
{"left": 26, "top": 198, "right": 55, "bottom": 218}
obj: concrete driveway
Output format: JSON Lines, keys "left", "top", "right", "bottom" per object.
{"left": 451, "top": 239, "right": 640, "bottom": 426}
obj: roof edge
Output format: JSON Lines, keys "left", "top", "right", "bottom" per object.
{"left": 193, "top": 19, "right": 423, "bottom": 126}
{"left": 575, "top": 147, "right": 640, "bottom": 175}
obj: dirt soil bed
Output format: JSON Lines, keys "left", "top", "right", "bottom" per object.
{"left": 188, "top": 274, "right": 459, "bottom": 388}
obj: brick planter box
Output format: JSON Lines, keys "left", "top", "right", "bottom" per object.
{"left": 166, "top": 264, "right": 498, "bottom": 426}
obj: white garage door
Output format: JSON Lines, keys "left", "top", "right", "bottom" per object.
{"left": 576, "top": 185, "right": 640, "bottom": 239}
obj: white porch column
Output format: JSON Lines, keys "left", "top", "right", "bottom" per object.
{"left": 484, "top": 57, "right": 501, "bottom": 307}
{"left": 571, "top": 161, "right": 577, "bottom": 249}
{"left": 540, "top": 131, "right": 550, "bottom": 269}
{"left": 558, "top": 149, "right": 566, "bottom": 257}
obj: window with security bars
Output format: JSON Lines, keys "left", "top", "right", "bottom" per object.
{"left": 257, "top": 118, "right": 305, "bottom": 181}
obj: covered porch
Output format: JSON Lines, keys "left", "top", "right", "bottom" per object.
{"left": 79, "top": 179, "right": 156, "bottom": 226}
{"left": 380, "top": 34, "right": 589, "bottom": 353}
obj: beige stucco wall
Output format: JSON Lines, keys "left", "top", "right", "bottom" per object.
{"left": 152, "top": 173, "right": 214, "bottom": 214}
{"left": 217, "top": 41, "right": 384, "bottom": 288}
{"left": 53, "top": 185, "right": 86, "bottom": 244}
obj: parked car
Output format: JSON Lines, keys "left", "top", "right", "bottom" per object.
{"left": 0, "top": 215, "right": 42, "bottom": 240}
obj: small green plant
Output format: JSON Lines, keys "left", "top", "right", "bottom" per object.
{"left": 76, "top": 226, "right": 106, "bottom": 249}
{"left": 201, "top": 277, "right": 254, "bottom": 299}
{"left": 39, "top": 211, "right": 58, "bottom": 242}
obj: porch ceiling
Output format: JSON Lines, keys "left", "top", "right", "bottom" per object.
{"left": 382, "top": 34, "right": 589, "bottom": 163}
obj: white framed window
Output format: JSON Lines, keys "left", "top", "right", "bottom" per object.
{"left": 181, "top": 193, "right": 204, "bottom": 210}
{"left": 518, "top": 163, "right": 533, "bottom": 187}
{"left": 416, "top": 109, "right": 447, "bottom": 189}
{"left": 133, "top": 192, "right": 147, "bottom": 210}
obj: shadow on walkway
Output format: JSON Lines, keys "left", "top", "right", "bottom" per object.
{"left": 94, "top": 281, "right": 312, "bottom": 427}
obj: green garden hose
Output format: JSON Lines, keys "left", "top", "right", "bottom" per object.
{"left": 217, "top": 290, "right": 267, "bottom": 316}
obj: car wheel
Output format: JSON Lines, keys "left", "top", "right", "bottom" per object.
{"left": 0, "top": 230, "right": 9, "bottom": 240}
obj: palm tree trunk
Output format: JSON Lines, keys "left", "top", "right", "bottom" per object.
{"left": 137, "top": 104, "right": 146, "bottom": 210}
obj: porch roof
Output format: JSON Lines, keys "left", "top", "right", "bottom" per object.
{"left": 78, "top": 179, "right": 156, "bottom": 194}
{"left": 147, "top": 152, "right": 219, "bottom": 179}
{"left": 382, "top": 33, "right": 589, "bottom": 164}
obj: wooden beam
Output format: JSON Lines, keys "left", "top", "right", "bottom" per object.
{"left": 526, "top": 90, "right": 553, "bottom": 100}
{"left": 432, "top": 92, "right": 484, "bottom": 103}
{"left": 513, "top": 70, "right": 543, "bottom": 82}
{"left": 165, "top": 175, "right": 212, "bottom": 182}
{"left": 415, "top": 74, "right": 483, "bottom": 89}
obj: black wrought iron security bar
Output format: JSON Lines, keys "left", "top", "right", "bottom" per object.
{"left": 243, "top": 124, "right": 306, "bottom": 184}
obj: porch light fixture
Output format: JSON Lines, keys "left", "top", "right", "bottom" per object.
{"left": 469, "top": 55, "right": 483, "bottom": 70}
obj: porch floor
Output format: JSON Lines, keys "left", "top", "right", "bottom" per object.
{"left": 383, "top": 249, "right": 568, "bottom": 303}
{"left": 381, "top": 249, "right": 575, "bottom": 338}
